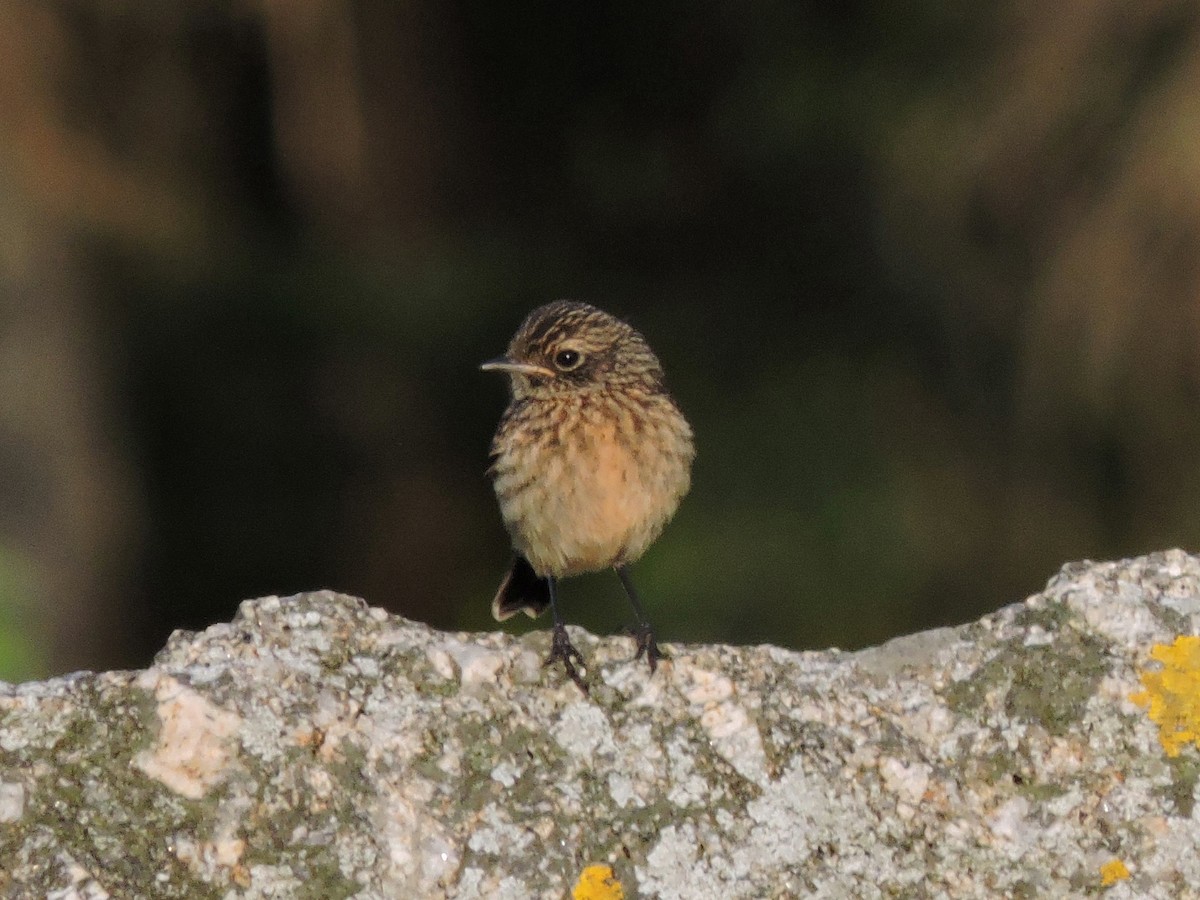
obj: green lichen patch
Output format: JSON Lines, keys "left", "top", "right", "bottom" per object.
{"left": 294, "top": 859, "right": 362, "bottom": 900}
{"left": 944, "top": 603, "right": 1112, "bottom": 736}
{"left": 1012, "top": 600, "right": 1078, "bottom": 633}
{"left": 1004, "top": 637, "right": 1110, "bottom": 735}
{"left": 230, "top": 756, "right": 364, "bottom": 896}
{"left": 1016, "top": 778, "right": 1068, "bottom": 804}
{"left": 1149, "top": 601, "right": 1191, "bottom": 637}
{"left": 8, "top": 686, "right": 217, "bottom": 897}
{"left": 1155, "top": 755, "right": 1200, "bottom": 818}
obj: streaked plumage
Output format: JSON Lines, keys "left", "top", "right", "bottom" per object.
{"left": 482, "top": 300, "right": 694, "bottom": 690}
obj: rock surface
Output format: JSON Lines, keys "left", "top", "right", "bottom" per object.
{"left": 3, "top": 551, "right": 1200, "bottom": 898}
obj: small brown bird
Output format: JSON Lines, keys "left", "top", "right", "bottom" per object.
{"left": 482, "top": 300, "right": 694, "bottom": 691}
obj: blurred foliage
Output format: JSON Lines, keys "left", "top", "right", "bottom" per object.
{"left": 0, "top": 548, "right": 43, "bottom": 681}
{"left": 3, "top": 1, "right": 1200, "bottom": 679}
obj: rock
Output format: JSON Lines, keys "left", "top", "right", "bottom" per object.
{"left": 2, "top": 550, "right": 1200, "bottom": 898}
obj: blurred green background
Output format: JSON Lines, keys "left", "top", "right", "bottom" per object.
{"left": 3, "top": 1, "right": 1199, "bottom": 681}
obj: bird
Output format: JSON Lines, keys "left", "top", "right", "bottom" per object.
{"left": 481, "top": 300, "right": 695, "bottom": 691}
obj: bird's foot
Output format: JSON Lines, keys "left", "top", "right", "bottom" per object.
{"left": 628, "top": 623, "right": 669, "bottom": 674}
{"left": 546, "top": 623, "right": 589, "bottom": 694}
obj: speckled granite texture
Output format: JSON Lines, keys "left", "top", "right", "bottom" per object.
{"left": 3, "top": 551, "right": 1200, "bottom": 898}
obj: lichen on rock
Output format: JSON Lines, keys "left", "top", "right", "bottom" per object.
{"left": 2, "top": 554, "right": 1200, "bottom": 897}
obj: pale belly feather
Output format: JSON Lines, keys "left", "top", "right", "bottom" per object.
{"left": 494, "top": 403, "right": 690, "bottom": 578}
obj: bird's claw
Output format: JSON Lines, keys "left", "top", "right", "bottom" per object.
{"left": 629, "top": 623, "right": 669, "bottom": 674}
{"left": 546, "top": 623, "right": 589, "bottom": 694}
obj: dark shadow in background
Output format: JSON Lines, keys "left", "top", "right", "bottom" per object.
{"left": 2, "top": 1, "right": 1197, "bottom": 678}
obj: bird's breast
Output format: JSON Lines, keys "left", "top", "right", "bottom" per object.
{"left": 490, "top": 392, "right": 693, "bottom": 577}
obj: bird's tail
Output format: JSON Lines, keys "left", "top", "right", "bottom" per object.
{"left": 491, "top": 556, "right": 551, "bottom": 621}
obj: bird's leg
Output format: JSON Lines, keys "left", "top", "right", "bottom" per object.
{"left": 615, "top": 566, "right": 668, "bottom": 673}
{"left": 544, "top": 576, "right": 589, "bottom": 693}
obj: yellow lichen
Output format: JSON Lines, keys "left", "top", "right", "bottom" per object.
{"left": 572, "top": 864, "right": 625, "bottom": 900}
{"left": 1100, "top": 858, "right": 1130, "bottom": 886}
{"left": 1130, "top": 636, "right": 1200, "bottom": 757}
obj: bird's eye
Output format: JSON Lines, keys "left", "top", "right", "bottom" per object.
{"left": 554, "top": 348, "right": 583, "bottom": 371}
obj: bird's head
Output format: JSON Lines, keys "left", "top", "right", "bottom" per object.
{"left": 481, "top": 301, "right": 665, "bottom": 400}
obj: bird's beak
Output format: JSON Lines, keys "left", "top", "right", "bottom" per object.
{"left": 480, "top": 357, "right": 556, "bottom": 379}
